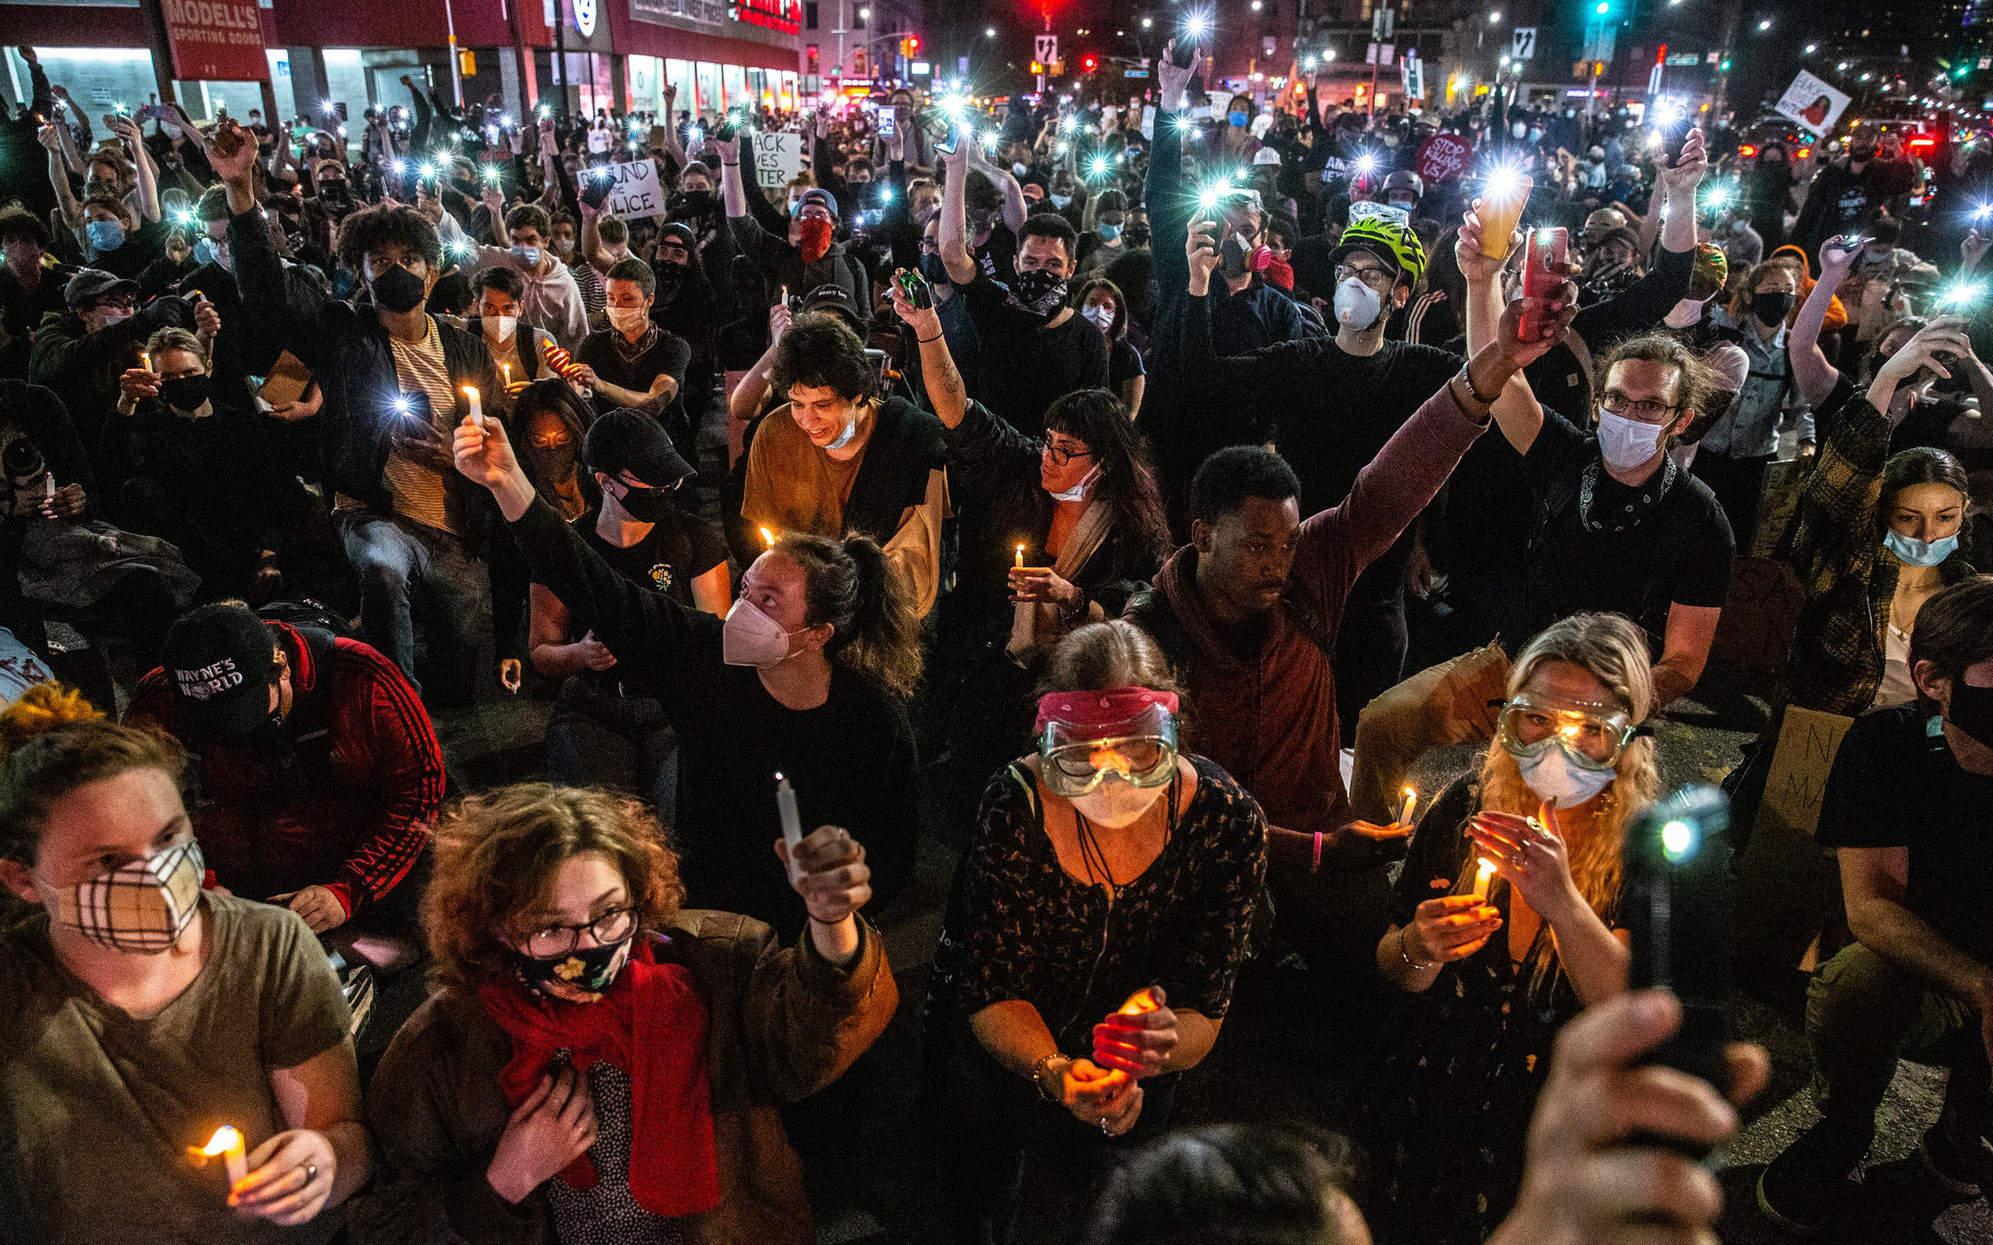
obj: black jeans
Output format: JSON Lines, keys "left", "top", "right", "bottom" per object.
{"left": 546, "top": 676, "right": 679, "bottom": 822}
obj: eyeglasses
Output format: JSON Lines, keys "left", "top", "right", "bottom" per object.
{"left": 1335, "top": 262, "right": 1394, "bottom": 288}
{"left": 1042, "top": 439, "right": 1095, "bottom": 466}
{"left": 1598, "top": 390, "right": 1681, "bottom": 424}
{"left": 521, "top": 906, "right": 637, "bottom": 959}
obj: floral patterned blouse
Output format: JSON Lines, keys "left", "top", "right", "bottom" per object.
{"left": 928, "top": 754, "right": 1268, "bottom": 1051}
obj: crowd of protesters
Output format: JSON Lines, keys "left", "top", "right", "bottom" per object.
{"left": 0, "top": 30, "right": 1990, "bottom": 1245}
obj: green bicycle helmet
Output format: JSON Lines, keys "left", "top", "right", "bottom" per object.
{"left": 1330, "top": 203, "right": 1428, "bottom": 289}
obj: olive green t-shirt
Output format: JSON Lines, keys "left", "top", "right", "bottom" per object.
{"left": 0, "top": 892, "right": 350, "bottom": 1244}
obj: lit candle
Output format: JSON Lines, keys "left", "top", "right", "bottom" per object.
{"left": 1398, "top": 786, "right": 1419, "bottom": 826}
{"left": 1014, "top": 543, "right": 1025, "bottom": 569}
{"left": 500, "top": 361, "right": 513, "bottom": 389}
{"left": 774, "top": 771, "right": 804, "bottom": 881}
{"left": 460, "top": 384, "right": 484, "bottom": 429}
{"left": 1470, "top": 857, "right": 1497, "bottom": 901}
{"left": 1117, "top": 986, "right": 1160, "bottom": 1015}
{"left": 1007, "top": 543, "right": 1036, "bottom": 655}
{"left": 42, "top": 474, "right": 55, "bottom": 503}
{"left": 759, "top": 525, "right": 778, "bottom": 549}
{"left": 198, "top": 1125, "right": 249, "bottom": 1186}
{"left": 140, "top": 351, "right": 152, "bottom": 373}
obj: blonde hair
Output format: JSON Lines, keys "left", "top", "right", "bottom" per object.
{"left": 0, "top": 685, "right": 182, "bottom": 865}
{"left": 1039, "top": 620, "right": 1184, "bottom": 700}
{"left": 422, "top": 783, "right": 685, "bottom": 991}
{"left": 1473, "top": 613, "right": 1660, "bottom": 933}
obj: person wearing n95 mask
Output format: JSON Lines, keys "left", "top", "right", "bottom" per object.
{"left": 469, "top": 267, "right": 558, "bottom": 400}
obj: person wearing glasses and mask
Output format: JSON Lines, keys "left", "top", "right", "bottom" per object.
{"left": 1356, "top": 612, "right": 1655, "bottom": 1245}
{"left": 924, "top": 622, "right": 1267, "bottom": 1245}
{"left": 531, "top": 410, "right": 730, "bottom": 818}
{"left": 207, "top": 121, "right": 524, "bottom": 708}
{"left": 1349, "top": 214, "right": 1733, "bottom": 828}
{"left": 352, "top": 782, "right": 895, "bottom": 1245}
{"left": 0, "top": 685, "right": 372, "bottom": 1243}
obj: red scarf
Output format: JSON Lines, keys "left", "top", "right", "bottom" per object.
{"left": 799, "top": 217, "right": 834, "bottom": 264}
{"left": 1264, "top": 255, "right": 1296, "bottom": 291}
{"left": 479, "top": 935, "right": 721, "bottom": 1217}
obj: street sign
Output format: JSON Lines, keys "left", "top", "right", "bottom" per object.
{"left": 1035, "top": 35, "right": 1059, "bottom": 65}
{"left": 1371, "top": 4, "right": 1394, "bottom": 41}
{"left": 1512, "top": 27, "right": 1537, "bottom": 60}
{"left": 1366, "top": 42, "right": 1394, "bottom": 66}
{"left": 1774, "top": 70, "right": 1851, "bottom": 138}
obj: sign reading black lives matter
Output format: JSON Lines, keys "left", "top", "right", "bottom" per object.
{"left": 591, "top": 158, "right": 666, "bottom": 220}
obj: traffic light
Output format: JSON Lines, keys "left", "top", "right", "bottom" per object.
{"left": 902, "top": 35, "right": 921, "bottom": 58}
{"left": 1082, "top": 52, "right": 1099, "bottom": 72}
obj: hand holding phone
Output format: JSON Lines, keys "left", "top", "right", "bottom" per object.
{"left": 1517, "top": 227, "right": 1569, "bottom": 342}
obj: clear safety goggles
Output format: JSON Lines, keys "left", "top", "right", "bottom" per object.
{"left": 1492, "top": 693, "right": 1641, "bottom": 773}
{"left": 1039, "top": 703, "right": 1181, "bottom": 799}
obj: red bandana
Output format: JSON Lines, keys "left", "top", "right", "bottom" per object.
{"left": 1034, "top": 686, "right": 1181, "bottom": 735}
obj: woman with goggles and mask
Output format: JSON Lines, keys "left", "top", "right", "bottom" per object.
{"left": 1355, "top": 612, "right": 1657, "bottom": 1245}
{"left": 924, "top": 621, "right": 1267, "bottom": 1245}
{"left": 0, "top": 685, "right": 371, "bottom": 1239}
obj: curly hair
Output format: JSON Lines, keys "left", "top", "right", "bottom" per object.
{"left": 776, "top": 531, "right": 924, "bottom": 698}
{"left": 771, "top": 312, "right": 875, "bottom": 403}
{"left": 0, "top": 684, "right": 183, "bottom": 866}
{"left": 504, "top": 203, "right": 553, "bottom": 241}
{"left": 335, "top": 202, "right": 442, "bottom": 276}
{"left": 422, "top": 783, "right": 686, "bottom": 992}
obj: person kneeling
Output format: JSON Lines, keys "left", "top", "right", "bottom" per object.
{"left": 350, "top": 783, "right": 897, "bottom": 1244}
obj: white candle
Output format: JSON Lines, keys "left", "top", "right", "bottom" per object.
{"left": 140, "top": 351, "right": 152, "bottom": 373}
{"left": 1007, "top": 544, "right": 1037, "bottom": 656}
{"left": 501, "top": 361, "right": 513, "bottom": 388}
{"left": 1398, "top": 786, "right": 1419, "bottom": 826}
{"left": 1470, "top": 857, "right": 1497, "bottom": 901}
{"left": 201, "top": 1125, "right": 249, "bottom": 1186}
{"left": 759, "top": 526, "right": 778, "bottom": 549}
{"left": 775, "top": 772, "right": 804, "bottom": 880}
{"left": 42, "top": 474, "right": 55, "bottom": 501}
{"left": 460, "top": 384, "right": 484, "bottom": 429}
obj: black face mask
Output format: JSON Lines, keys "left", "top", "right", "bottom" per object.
{"left": 1752, "top": 290, "right": 1794, "bottom": 325}
{"left": 1949, "top": 681, "right": 1993, "bottom": 750}
{"left": 653, "top": 262, "right": 685, "bottom": 297}
{"left": 613, "top": 481, "right": 676, "bottom": 522}
{"left": 1126, "top": 223, "right": 1152, "bottom": 247}
{"left": 370, "top": 264, "right": 428, "bottom": 314}
{"left": 158, "top": 374, "right": 212, "bottom": 412}
{"left": 531, "top": 442, "right": 578, "bottom": 487}
{"left": 669, "top": 190, "right": 718, "bottom": 220}
{"left": 1009, "top": 268, "right": 1068, "bottom": 320}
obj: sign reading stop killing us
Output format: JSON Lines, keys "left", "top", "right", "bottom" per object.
{"left": 161, "top": 0, "right": 270, "bottom": 83}
{"left": 592, "top": 158, "right": 667, "bottom": 220}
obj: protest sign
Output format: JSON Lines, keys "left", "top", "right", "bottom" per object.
{"left": 754, "top": 131, "right": 808, "bottom": 190}
{"left": 1775, "top": 70, "right": 1851, "bottom": 138}
{"left": 589, "top": 158, "right": 665, "bottom": 220}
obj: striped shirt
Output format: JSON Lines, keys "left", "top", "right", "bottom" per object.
{"left": 383, "top": 317, "right": 463, "bottom": 536}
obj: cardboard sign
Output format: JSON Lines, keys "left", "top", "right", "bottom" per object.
{"left": 1759, "top": 706, "right": 1856, "bottom": 842}
{"left": 754, "top": 131, "right": 808, "bottom": 190}
{"left": 1733, "top": 705, "right": 1856, "bottom": 969}
{"left": 160, "top": 0, "right": 269, "bottom": 83}
{"left": 590, "top": 158, "right": 665, "bottom": 220}
{"left": 1775, "top": 70, "right": 1851, "bottom": 139}
{"left": 1416, "top": 132, "right": 1474, "bottom": 183}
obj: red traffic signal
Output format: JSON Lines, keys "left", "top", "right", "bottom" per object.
{"left": 1081, "top": 53, "right": 1099, "bottom": 72}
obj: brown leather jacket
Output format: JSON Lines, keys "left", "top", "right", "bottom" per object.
{"left": 348, "top": 909, "right": 897, "bottom": 1245}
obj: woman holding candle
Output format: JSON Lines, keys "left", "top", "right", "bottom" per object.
{"left": 888, "top": 277, "right": 1169, "bottom": 821}
{"left": 1354, "top": 612, "right": 1659, "bottom": 1245}
{"left": 0, "top": 685, "right": 371, "bottom": 1240}
{"left": 924, "top": 621, "right": 1267, "bottom": 1245}
{"left": 353, "top": 782, "right": 896, "bottom": 1245}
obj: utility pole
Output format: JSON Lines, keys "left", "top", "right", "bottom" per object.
{"left": 553, "top": 0, "right": 568, "bottom": 118}
{"left": 1709, "top": 0, "right": 1742, "bottom": 122}
{"left": 444, "top": 0, "right": 465, "bottom": 108}
{"left": 133, "top": 0, "right": 180, "bottom": 110}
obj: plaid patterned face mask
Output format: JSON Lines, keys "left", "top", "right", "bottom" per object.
{"left": 52, "top": 839, "right": 204, "bottom": 953}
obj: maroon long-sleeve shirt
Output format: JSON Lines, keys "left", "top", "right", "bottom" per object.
{"left": 1124, "top": 378, "right": 1487, "bottom": 849}
{"left": 126, "top": 622, "right": 444, "bottom": 917}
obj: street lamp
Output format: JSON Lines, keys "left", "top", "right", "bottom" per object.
{"left": 1757, "top": 18, "right": 1770, "bottom": 30}
{"left": 985, "top": 26, "right": 995, "bottom": 36}
{"left": 1488, "top": 9, "right": 1501, "bottom": 22}
{"left": 1141, "top": 16, "right": 1153, "bottom": 28}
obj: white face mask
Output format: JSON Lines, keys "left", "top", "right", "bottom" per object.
{"left": 1069, "top": 777, "right": 1169, "bottom": 828}
{"left": 1080, "top": 304, "right": 1114, "bottom": 333}
{"left": 1663, "top": 297, "right": 1706, "bottom": 329}
{"left": 1596, "top": 410, "right": 1667, "bottom": 471}
{"left": 607, "top": 305, "right": 649, "bottom": 334}
{"left": 1515, "top": 747, "right": 1616, "bottom": 808}
{"left": 1332, "top": 276, "right": 1383, "bottom": 330}
{"left": 721, "top": 598, "right": 800, "bottom": 667}
{"left": 485, "top": 313, "right": 518, "bottom": 343}
{"left": 1048, "top": 463, "right": 1101, "bottom": 504}
{"left": 1050, "top": 193, "right": 1073, "bottom": 210}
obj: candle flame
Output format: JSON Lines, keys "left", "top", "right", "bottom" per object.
{"left": 1403, "top": 785, "right": 1417, "bottom": 800}
{"left": 200, "top": 1126, "right": 242, "bottom": 1156}
{"left": 760, "top": 526, "right": 777, "bottom": 548}
{"left": 461, "top": 385, "right": 479, "bottom": 403}
{"left": 1118, "top": 986, "right": 1161, "bottom": 1015}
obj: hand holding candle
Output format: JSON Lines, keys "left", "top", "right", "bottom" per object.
{"left": 227, "top": 1127, "right": 339, "bottom": 1225}
{"left": 460, "top": 384, "right": 485, "bottom": 430}
{"left": 1091, "top": 984, "right": 1179, "bottom": 1079}
{"left": 1407, "top": 894, "right": 1503, "bottom": 966}
{"left": 1466, "top": 807, "right": 1578, "bottom": 920}
{"left": 774, "top": 773, "right": 874, "bottom": 926}
{"left": 198, "top": 1125, "right": 249, "bottom": 1186}
{"left": 1398, "top": 786, "right": 1419, "bottom": 827}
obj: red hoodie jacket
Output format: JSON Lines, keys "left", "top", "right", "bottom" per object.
{"left": 125, "top": 622, "right": 445, "bottom": 918}
{"left": 1123, "top": 381, "right": 1487, "bottom": 854}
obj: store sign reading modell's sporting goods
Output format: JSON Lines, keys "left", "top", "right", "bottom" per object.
{"left": 161, "top": 0, "right": 269, "bottom": 83}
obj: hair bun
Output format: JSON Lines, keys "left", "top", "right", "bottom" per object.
{"left": 0, "top": 684, "right": 103, "bottom": 761}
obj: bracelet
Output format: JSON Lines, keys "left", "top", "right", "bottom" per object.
{"left": 1310, "top": 830, "right": 1324, "bottom": 874}
{"left": 917, "top": 332, "right": 943, "bottom": 343}
{"left": 1030, "top": 1052, "right": 1068, "bottom": 1102}
{"left": 1456, "top": 363, "right": 1501, "bottom": 406}
{"left": 1398, "top": 925, "right": 1438, "bottom": 972}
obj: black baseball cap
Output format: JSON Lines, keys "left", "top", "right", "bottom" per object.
{"left": 64, "top": 268, "right": 140, "bottom": 311}
{"left": 160, "top": 603, "right": 278, "bottom": 742}
{"left": 583, "top": 408, "right": 695, "bottom": 490}
{"left": 797, "top": 283, "right": 863, "bottom": 335}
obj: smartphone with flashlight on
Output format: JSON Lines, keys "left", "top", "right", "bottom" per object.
{"left": 1517, "top": 226, "right": 1568, "bottom": 342}
{"left": 1172, "top": 13, "right": 1210, "bottom": 68}
{"left": 1623, "top": 784, "right": 1735, "bottom": 1134}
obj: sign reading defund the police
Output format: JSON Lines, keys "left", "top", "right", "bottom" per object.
{"left": 590, "top": 158, "right": 666, "bottom": 220}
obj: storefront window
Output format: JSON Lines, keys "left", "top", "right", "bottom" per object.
{"left": 722, "top": 64, "right": 746, "bottom": 111}
{"left": 694, "top": 62, "right": 721, "bottom": 118}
